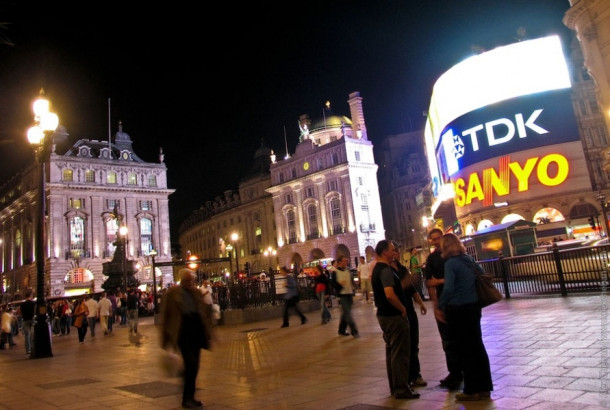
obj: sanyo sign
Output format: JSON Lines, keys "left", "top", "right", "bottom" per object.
{"left": 424, "top": 35, "right": 583, "bottom": 210}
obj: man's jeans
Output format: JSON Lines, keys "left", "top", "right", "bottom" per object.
{"left": 22, "top": 320, "right": 33, "bottom": 354}
{"left": 128, "top": 309, "right": 139, "bottom": 333}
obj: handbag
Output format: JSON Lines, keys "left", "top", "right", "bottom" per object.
{"left": 473, "top": 264, "right": 503, "bottom": 307}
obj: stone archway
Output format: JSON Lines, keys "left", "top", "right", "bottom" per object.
{"left": 335, "top": 244, "right": 352, "bottom": 268}
{"left": 310, "top": 248, "right": 325, "bottom": 260}
{"left": 290, "top": 253, "right": 304, "bottom": 272}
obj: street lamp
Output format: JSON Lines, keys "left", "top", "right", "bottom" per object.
{"left": 263, "top": 246, "right": 277, "bottom": 273}
{"left": 597, "top": 191, "right": 608, "bottom": 238}
{"left": 119, "top": 225, "right": 128, "bottom": 291}
{"left": 27, "top": 89, "right": 59, "bottom": 359}
{"left": 231, "top": 232, "right": 239, "bottom": 280}
{"left": 149, "top": 249, "right": 158, "bottom": 315}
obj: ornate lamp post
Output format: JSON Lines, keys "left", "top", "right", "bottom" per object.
{"left": 149, "top": 249, "right": 158, "bottom": 315}
{"left": 26, "top": 89, "right": 59, "bottom": 359}
{"left": 597, "top": 191, "right": 608, "bottom": 238}
{"left": 231, "top": 232, "right": 239, "bottom": 281}
{"left": 119, "top": 225, "right": 128, "bottom": 291}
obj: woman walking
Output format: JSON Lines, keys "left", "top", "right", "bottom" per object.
{"left": 73, "top": 300, "right": 89, "bottom": 344}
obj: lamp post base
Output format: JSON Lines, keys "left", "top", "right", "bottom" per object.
{"left": 31, "top": 314, "right": 53, "bottom": 359}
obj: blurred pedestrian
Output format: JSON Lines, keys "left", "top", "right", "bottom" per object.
{"left": 127, "top": 289, "right": 140, "bottom": 334}
{"left": 279, "top": 267, "right": 307, "bottom": 327}
{"left": 409, "top": 247, "right": 427, "bottom": 300}
{"left": 437, "top": 233, "right": 493, "bottom": 401}
{"left": 161, "top": 268, "right": 214, "bottom": 409}
{"left": 357, "top": 256, "right": 372, "bottom": 303}
{"left": 73, "top": 299, "right": 89, "bottom": 344}
{"left": 314, "top": 265, "right": 331, "bottom": 324}
{"left": 335, "top": 255, "right": 358, "bottom": 337}
{"left": 98, "top": 292, "right": 112, "bottom": 335}
{"left": 84, "top": 294, "right": 98, "bottom": 338}
{"left": 20, "top": 289, "right": 36, "bottom": 354}
{"left": 371, "top": 239, "right": 420, "bottom": 400}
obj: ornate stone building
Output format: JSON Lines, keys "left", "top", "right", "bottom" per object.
{"left": 267, "top": 91, "right": 385, "bottom": 269}
{"left": 0, "top": 123, "right": 174, "bottom": 300}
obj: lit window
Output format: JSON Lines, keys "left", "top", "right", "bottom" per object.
{"left": 85, "top": 170, "right": 95, "bottom": 183}
{"left": 63, "top": 169, "right": 73, "bottom": 181}
{"left": 107, "top": 171, "right": 117, "bottom": 184}
{"left": 148, "top": 175, "right": 157, "bottom": 187}
{"left": 128, "top": 173, "right": 137, "bottom": 185}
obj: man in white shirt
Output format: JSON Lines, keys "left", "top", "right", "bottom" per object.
{"left": 98, "top": 292, "right": 113, "bottom": 335}
{"left": 357, "top": 256, "right": 372, "bottom": 303}
{"left": 84, "top": 295, "right": 99, "bottom": 338}
{"left": 336, "top": 256, "right": 359, "bottom": 337}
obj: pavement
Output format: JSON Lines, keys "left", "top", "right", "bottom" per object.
{"left": 0, "top": 293, "right": 608, "bottom": 410}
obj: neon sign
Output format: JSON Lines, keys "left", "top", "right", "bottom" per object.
{"left": 454, "top": 153, "right": 569, "bottom": 207}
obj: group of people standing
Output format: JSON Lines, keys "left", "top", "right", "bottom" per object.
{"left": 367, "top": 229, "right": 492, "bottom": 402}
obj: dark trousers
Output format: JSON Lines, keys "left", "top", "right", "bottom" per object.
{"left": 77, "top": 324, "right": 87, "bottom": 342}
{"left": 282, "top": 296, "right": 305, "bottom": 325}
{"left": 377, "top": 314, "right": 411, "bottom": 396}
{"left": 338, "top": 295, "right": 358, "bottom": 335}
{"left": 445, "top": 303, "right": 493, "bottom": 394}
{"left": 179, "top": 313, "right": 204, "bottom": 402}
{"left": 436, "top": 316, "right": 463, "bottom": 379}
{"left": 406, "top": 310, "right": 421, "bottom": 382}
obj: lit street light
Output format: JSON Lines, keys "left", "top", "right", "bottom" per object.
{"left": 263, "top": 246, "right": 277, "bottom": 273}
{"left": 119, "top": 225, "right": 129, "bottom": 291}
{"left": 225, "top": 243, "right": 233, "bottom": 283}
{"left": 27, "top": 89, "right": 59, "bottom": 359}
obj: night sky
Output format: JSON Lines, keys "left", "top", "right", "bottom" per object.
{"left": 0, "top": 0, "right": 573, "bottom": 241}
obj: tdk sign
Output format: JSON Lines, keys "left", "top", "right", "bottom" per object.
{"left": 441, "top": 92, "right": 579, "bottom": 176}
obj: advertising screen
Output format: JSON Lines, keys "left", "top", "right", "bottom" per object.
{"left": 424, "top": 35, "right": 587, "bottom": 218}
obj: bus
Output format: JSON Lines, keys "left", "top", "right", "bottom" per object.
{"left": 301, "top": 258, "right": 333, "bottom": 276}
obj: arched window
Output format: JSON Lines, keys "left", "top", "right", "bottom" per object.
{"left": 139, "top": 218, "right": 153, "bottom": 256}
{"left": 307, "top": 204, "right": 319, "bottom": 239}
{"left": 69, "top": 216, "right": 85, "bottom": 258}
{"left": 477, "top": 219, "right": 493, "bottom": 230}
{"left": 330, "top": 197, "right": 343, "bottom": 235}
{"left": 287, "top": 210, "right": 297, "bottom": 244}
{"left": 533, "top": 207, "right": 565, "bottom": 223}
{"left": 501, "top": 213, "right": 525, "bottom": 224}
{"left": 106, "top": 217, "right": 119, "bottom": 258}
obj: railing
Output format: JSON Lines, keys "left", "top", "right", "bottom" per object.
{"left": 209, "top": 274, "right": 317, "bottom": 311}
{"left": 479, "top": 243, "right": 610, "bottom": 297}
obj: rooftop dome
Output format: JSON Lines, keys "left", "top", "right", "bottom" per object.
{"left": 309, "top": 115, "right": 352, "bottom": 132}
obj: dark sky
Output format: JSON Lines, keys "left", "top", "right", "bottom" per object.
{"left": 0, "top": 0, "right": 573, "bottom": 240}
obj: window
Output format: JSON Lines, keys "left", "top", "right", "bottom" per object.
{"left": 140, "top": 218, "right": 153, "bottom": 256}
{"left": 63, "top": 169, "right": 73, "bottom": 182}
{"left": 358, "top": 177, "right": 363, "bottom": 186}
{"left": 330, "top": 197, "right": 343, "bottom": 235}
{"left": 148, "top": 175, "right": 157, "bottom": 187}
{"left": 306, "top": 187, "right": 314, "bottom": 198}
{"left": 85, "top": 170, "right": 95, "bottom": 183}
{"left": 140, "top": 200, "right": 152, "bottom": 211}
{"left": 285, "top": 194, "right": 292, "bottom": 204}
{"left": 355, "top": 151, "right": 361, "bottom": 161}
{"left": 128, "top": 173, "right": 137, "bottom": 185}
{"left": 316, "top": 158, "right": 323, "bottom": 170}
{"left": 106, "top": 217, "right": 119, "bottom": 257}
{"left": 328, "top": 180, "right": 338, "bottom": 192}
{"left": 107, "top": 171, "right": 117, "bottom": 184}
{"left": 279, "top": 173, "right": 284, "bottom": 183}
{"left": 291, "top": 168, "right": 297, "bottom": 178}
{"left": 307, "top": 204, "right": 319, "bottom": 239}
{"left": 107, "top": 199, "right": 120, "bottom": 210}
{"left": 69, "top": 216, "right": 85, "bottom": 258}
{"left": 331, "top": 153, "right": 339, "bottom": 165}
{"left": 69, "top": 198, "right": 84, "bottom": 209}
{"left": 287, "top": 210, "right": 297, "bottom": 243}
{"left": 360, "top": 193, "right": 373, "bottom": 232}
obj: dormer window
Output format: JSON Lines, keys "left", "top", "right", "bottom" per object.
{"left": 120, "top": 151, "right": 131, "bottom": 161}
{"left": 78, "top": 147, "right": 91, "bottom": 157}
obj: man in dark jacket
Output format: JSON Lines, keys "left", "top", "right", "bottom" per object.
{"left": 424, "top": 228, "right": 463, "bottom": 390}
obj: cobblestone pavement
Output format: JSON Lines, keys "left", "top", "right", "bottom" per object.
{"left": 0, "top": 293, "right": 608, "bottom": 409}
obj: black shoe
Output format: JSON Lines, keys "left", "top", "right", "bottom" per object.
{"left": 440, "top": 375, "right": 463, "bottom": 390}
{"left": 338, "top": 331, "right": 350, "bottom": 336}
{"left": 301, "top": 317, "right": 308, "bottom": 325}
{"left": 182, "top": 399, "right": 203, "bottom": 408}
{"left": 281, "top": 324, "right": 289, "bottom": 328}
{"left": 394, "top": 391, "right": 420, "bottom": 399}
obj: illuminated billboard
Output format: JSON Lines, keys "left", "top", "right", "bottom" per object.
{"left": 424, "top": 35, "right": 588, "bottom": 218}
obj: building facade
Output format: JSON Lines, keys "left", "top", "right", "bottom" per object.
{"left": 178, "top": 141, "right": 277, "bottom": 279}
{"left": 267, "top": 91, "right": 385, "bottom": 269}
{"left": 0, "top": 123, "right": 174, "bottom": 301}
